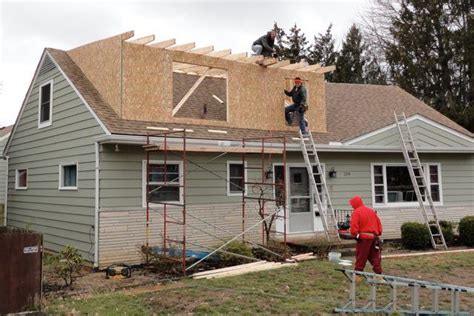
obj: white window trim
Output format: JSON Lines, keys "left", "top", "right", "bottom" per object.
{"left": 227, "top": 161, "right": 247, "bottom": 197}
{"left": 142, "top": 160, "right": 184, "bottom": 207}
{"left": 38, "top": 80, "right": 54, "bottom": 129}
{"left": 370, "top": 162, "right": 443, "bottom": 208}
{"left": 15, "top": 168, "right": 28, "bottom": 190}
{"left": 59, "top": 162, "right": 79, "bottom": 190}
{"left": 272, "top": 163, "right": 326, "bottom": 199}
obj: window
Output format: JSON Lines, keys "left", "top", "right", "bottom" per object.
{"left": 38, "top": 80, "right": 53, "bottom": 128}
{"left": 59, "top": 163, "right": 78, "bottom": 190}
{"left": 143, "top": 161, "right": 183, "bottom": 204}
{"left": 15, "top": 169, "right": 28, "bottom": 189}
{"left": 372, "top": 164, "right": 442, "bottom": 206}
{"left": 227, "top": 162, "right": 246, "bottom": 196}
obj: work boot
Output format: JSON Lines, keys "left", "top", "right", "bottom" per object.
{"left": 355, "top": 275, "right": 364, "bottom": 284}
{"left": 373, "top": 274, "right": 386, "bottom": 283}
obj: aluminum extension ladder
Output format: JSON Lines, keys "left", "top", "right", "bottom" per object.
{"left": 298, "top": 130, "right": 340, "bottom": 242}
{"left": 394, "top": 112, "right": 447, "bottom": 249}
{"left": 335, "top": 269, "right": 474, "bottom": 315}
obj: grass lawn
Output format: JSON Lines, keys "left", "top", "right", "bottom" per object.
{"left": 45, "top": 252, "right": 474, "bottom": 315}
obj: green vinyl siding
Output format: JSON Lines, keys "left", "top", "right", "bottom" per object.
{"left": 6, "top": 57, "right": 105, "bottom": 260}
{"left": 0, "top": 136, "right": 7, "bottom": 224}
{"left": 351, "top": 119, "right": 473, "bottom": 148}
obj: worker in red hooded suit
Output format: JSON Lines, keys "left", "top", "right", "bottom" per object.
{"left": 349, "top": 195, "right": 383, "bottom": 274}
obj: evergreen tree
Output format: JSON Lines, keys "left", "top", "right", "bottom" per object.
{"left": 307, "top": 24, "right": 338, "bottom": 81}
{"left": 334, "top": 24, "right": 365, "bottom": 83}
{"left": 273, "top": 22, "right": 287, "bottom": 60}
{"left": 283, "top": 23, "right": 308, "bottom": 63}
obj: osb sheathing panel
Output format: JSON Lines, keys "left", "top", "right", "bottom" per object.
{"left": 69, "top": 37, "right": 326, "bottom": 133}
{"left": 68, "top": 32, "right": 132, "bottom": 117}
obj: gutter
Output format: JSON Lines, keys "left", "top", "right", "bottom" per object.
{"left": 93, "top": 142, "right": 100, "bottom": 268}
{"left": 93, "top": 134, "right": 474, "bottom": 154}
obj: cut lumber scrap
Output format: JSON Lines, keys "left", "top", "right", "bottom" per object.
{"left": 291, "top": 253, "right": 317, "bottom": 262}
{"left": 128, "top": 34, "right": 155, "bottom": 45}
{"left": 197, "top": 262, "right": 297, "bottom": 279}
{"left": 192, "top": 261, "right": 267, "bottom": 278}
{"left": 169, "top": 42, "right": 196, "bottom": 51}
{"left": 268, "top": 60, "right": 291, "bottom": 68}
{"left": 315, "top": 65, "right": 336, "bottom": 74}
{"left": 261, "top": 58, "right": 278, "bottom": 66}
{"left": 150, "top": 38, "right": 176, "bottom": 48}
{"left": 145, "top": 143, "right": 284, "bottom": 154}
{"left": 299, "top": 64, "right": 322, "bottom": 72}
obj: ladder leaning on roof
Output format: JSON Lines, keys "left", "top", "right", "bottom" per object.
{"left": 299, "top": 130, "right": 340, "bottom": 243}
{"left": 394, "top": 112, "right": 447, "bottom": 250}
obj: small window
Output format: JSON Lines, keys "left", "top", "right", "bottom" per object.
{"left": 38, "top": 81, "right": 53, "bottom": 128}
{"left": 227, "top": 162, "right": 246, "bottom": 196}
{"left": 144, "top": 161, "right": 182, "bottom": 203}
{"left": 15, "top": 169, "right": 28, "bottom": 189}
{"left": 59, "top": 163, "right": 78, "bottom": 190}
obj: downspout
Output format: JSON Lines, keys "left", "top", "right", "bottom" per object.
{"left": 2, "top": 155, "right": 8, "bottom": 227}
{"left": 94, "top": 142, "right": 100, "bottom": 268}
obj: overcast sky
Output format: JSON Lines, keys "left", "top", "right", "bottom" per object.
{"left": 0, "top": 0, "right": 372, "bottom": 126}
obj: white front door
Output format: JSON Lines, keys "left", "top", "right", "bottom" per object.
{"left": 288, "top": 167, "right": 314, "bottom": 233}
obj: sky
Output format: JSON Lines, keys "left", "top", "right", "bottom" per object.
{"left": 0, "top": 0, "right": 373, "bottom": 126}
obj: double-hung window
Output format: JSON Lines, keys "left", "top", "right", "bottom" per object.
{"left": 38, "top": 80, "right": 53, "bottom": 128}
{"left": 143, "top": 161, "right": 183, "bottom": 204}
{"left": 371, "top": 163, "right": 442, "bottom": 206}
{"left": 227, "top": 161, "right": 246, "bottom": 196}
{"left": 15, "top": 169, "right": 28, "bottom": 190}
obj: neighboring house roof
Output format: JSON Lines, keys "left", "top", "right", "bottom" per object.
{"left": 0, "top": 125, "right": 13, "bottom": 140}
{"left": 44, "top": 48, "right": 474, "bottom": 144}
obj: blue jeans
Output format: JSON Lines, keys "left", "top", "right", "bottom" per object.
{"left": 285, "top": 104, "right": 306, "bottom": 132}
{"left": 251, "top": 44, "right": 263, "bottom": 55}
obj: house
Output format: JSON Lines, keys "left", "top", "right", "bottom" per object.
{"left": 3, "top": 32, "right": 473, "bottom": 268}
{"left": 0, "top": 125, "right": 12, "bottom": 225}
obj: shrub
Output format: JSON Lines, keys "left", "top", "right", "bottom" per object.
{"left": 218, "top": 241, "right": 254, "bottom": 267}
{"left": 252, "top": 240, "right": 290, "bottom": 262}
{"left": 459, "top": 216, "right": 474, "bottom": 247}
{"left": 51, "top": 245, "right": 84, "bottom": 287}
{"left": 401, "top": 222, "right": 430, "bottom": 250}
{"left": 307, "top": 237, "right": 333, "bottom": 260}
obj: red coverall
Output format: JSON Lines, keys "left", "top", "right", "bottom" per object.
{"left": 349, "top": 195, "right": 383, "bottom": 274}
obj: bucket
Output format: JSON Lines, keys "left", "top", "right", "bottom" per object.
{"left": 328, "top": 251, "right": 342, "bottom": 262}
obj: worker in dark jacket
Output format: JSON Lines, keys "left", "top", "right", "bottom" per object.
{"left": 252, "top": 31, "right": 276, "bottom": 57}
{"left": 284, "top": 77, "right": 308, "bottom": 134}
{"left": 349, "top": 195, "right": 383, "bottom": 274}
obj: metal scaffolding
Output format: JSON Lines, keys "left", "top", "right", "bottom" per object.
{"left": 241, "top": 136, "right": 288, "bottom": 253}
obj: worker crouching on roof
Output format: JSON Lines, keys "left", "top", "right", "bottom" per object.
{"left": 252, "top": 30, "right": 277, "bottom": 58}
{"left": 349, "top": 195, "right": 383, "bottom": 274}
{"left": 285, "top": 77, "right": 308, "bottom": 134}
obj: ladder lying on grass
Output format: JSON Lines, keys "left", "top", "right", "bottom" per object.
{"left": 335, "top": 269, "right": 474, "bottom": 315}
{"left": 298, "top": 130, "right": 340, "bottom": 243}
{"left": 394, "top": 112, "right": 447, "bottom": 250}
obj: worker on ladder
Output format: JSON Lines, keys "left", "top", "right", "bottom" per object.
{"left": 251, "top": 30, "right": 277, "bottom": 60}
{"left": 285, "top": 77, "right": 308, "bottom": 134}
{"left": 349, "top": 196, "right": 383, "bottom": 275}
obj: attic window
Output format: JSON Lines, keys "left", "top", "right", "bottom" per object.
{"left": 38, "top": 80, "right": 53, "bottom": 128}
{"left": 172, "top": 62, "right": 227, "bottom": 121}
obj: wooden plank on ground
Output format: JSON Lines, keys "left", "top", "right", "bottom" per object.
{"left": 200, "top": 262, "right": 297, "bottom": 279}
{"left": 192, "top": 261, "right": 267, "bottom": 278}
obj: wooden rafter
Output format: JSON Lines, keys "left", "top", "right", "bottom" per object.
{"left": 268, "top": 60, "right": 291, "bottom": 68}
{"left": 238, "top": 55, "right": 264, "bottom": 63}
{"left": 223, "top": 52, "right": 248, "bottom": 60}
{"left": 280, "top": 61, "right": 309, "bottom": 70}
{"left": 190, "top": 46, "right": 214, "bottom": 54}
{"left": 315, "top": 65, "right": 336, "bottom": 74}
{"left": 261, "top": 58, "right": 278, "bottom": 66}
{"left": 299, "top": 63, "right": 322, "bottom": 72}
{"left": 206, "top": 49, "right": 232, "bottom": 58}
{"left": 169, "top": 42, "right": 196, "bottom": 51}
{"left": 128, "top": 35, "right": 155, "bottom": 45}
{"left": 172, "top": 68, "right": 211, "bottom": 116}
{"left": 150, "top": 38, "right": 176, "bottom": 48}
